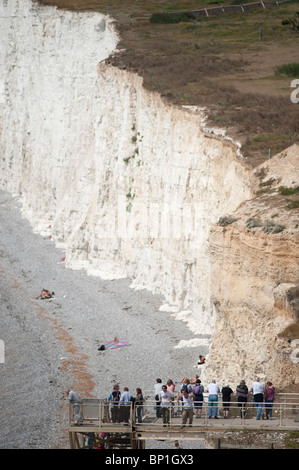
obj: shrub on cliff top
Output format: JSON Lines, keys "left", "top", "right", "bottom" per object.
{"left": 218, "top": 216, "right": 236, "bottom": 226}
{"left": 150, "top": 12, "right": 195, "bottom": 24}
{"left": 277, "top": 63, "right": 299, "bottom": 77}
{"left": 278, "top": 186, "right": 299, "bottom": 196}
{"left": 246, "top": 218, "right": 263, "bottom": 229}
{"left": 262, "top": 220, "right": 285, "bottom": 234}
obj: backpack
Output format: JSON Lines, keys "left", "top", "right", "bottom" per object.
{"left": 112, "top": 390, "right": 120, "bottom": 402}
{"left": 182, "top": 383, "right": 193, "bottom": 393}
{"left": 193, "top": 384, "right": 202, "bottom": 395}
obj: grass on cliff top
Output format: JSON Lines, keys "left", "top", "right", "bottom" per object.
{"left": 38, "top": 0, "right": 299, "bottom": 167}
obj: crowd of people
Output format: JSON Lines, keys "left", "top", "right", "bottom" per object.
{"left": 66, "top": 376, "right": 276, "bottom": 428}
{"left": 107, "top": 385, "right": 144, "bottom": 425}
{"left": 152, "top": 376, "right": 276, "bottom": 426}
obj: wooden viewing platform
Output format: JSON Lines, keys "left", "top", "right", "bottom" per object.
{"left": 68, "top": 395, "right": 299, "bottom": 449}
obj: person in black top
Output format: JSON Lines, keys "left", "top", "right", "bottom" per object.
{"left": 108, "top": 384, "right": 121, "bottom": 423}
{"left": 221, "top": 384, "right": 234, "bottom": 418}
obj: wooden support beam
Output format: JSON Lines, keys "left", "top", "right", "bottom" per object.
{"left": 69, "top": 432, "right": 75, "bottom": 449}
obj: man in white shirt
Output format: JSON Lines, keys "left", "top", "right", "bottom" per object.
{"left": 251, "top": 378, "right": 264, "bottom": 420}
{"left": 154, "top": 378, "right": 163, "bottom": 418}
{"left": 207, "top": 380, "right": 220, "bottom": 419}
{"left": 159, "top": 385, "right": 173, "bottom": 426}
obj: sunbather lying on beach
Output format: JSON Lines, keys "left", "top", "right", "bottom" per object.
{"left": 35, "top": 289, "right": 55, "bottom": 299}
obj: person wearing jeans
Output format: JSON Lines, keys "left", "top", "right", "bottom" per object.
{"left": 207, "top": 380, "right": 220, "bottom": 419}
{"left": 251, "top": 378, "right": 264, "bottom": 420}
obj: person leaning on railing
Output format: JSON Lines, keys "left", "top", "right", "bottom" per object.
{"left": 251, "top": 378, "right": 264, "bottom": 420}
{"left": 265, "top": 381, "right": 275, "bottom": 420}
{"left": 207, "top": 380, "right": 220, "bottom": 419}
{"left": 107, "top": 385, "right": 121, "bottom": 423}
{"left": 154, "top": 378, "right": 163, "bottom": 418}
{"left": 118, "top": 387, "right": 133, "bottom": 424}
{"left": 193, "top": 379, "right": 204, "bottom": 419}
{"left": 66, "top": 388, "right": 83, "bottom": 424}
{"left": 236, "top": 380, "right": 249, "bottom": 419}
{"left": 221, "top": 384, "right": 234, "bottom": 418}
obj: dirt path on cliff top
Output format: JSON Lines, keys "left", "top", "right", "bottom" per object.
{"left": 0, "top": 189, "right": 209, "bottom": 449}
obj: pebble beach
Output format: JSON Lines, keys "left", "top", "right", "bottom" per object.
{"left": 0, "top": 190, "right": 209, "bottom": 449}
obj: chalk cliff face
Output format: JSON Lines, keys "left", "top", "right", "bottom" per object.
{"left": 0, "top": 0, "right": 253, "bottom": 336}
{"left": 0, "top": 0, "right": 298, "bottom": 386}
{"left": 56, "top": 64, "right": 255, "bottom": 337}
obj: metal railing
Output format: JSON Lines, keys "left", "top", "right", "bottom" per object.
{"left": 69, "top": 393, "right": 299, "bottom": 430}
{"left": 165, "top": 0, "right": 292, "bottom": 20}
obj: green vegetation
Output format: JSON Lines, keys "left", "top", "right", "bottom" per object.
{"left": 286, "top": 200, "right": 299, "bottom": 209}
{"left": 278, "top": 185, "right": 299, "bottom": 196}
{"left": 246, "top": 216, "right": 290, "bottom": 234}
{"left": 150, "top": 12, "right": 195, "bottom": 23}
{"left": 282, "top": 10, "right": 299, "bottom": 30}
{"left": 218, "top": 216, "right": 236, "bottom": 226}
{"left": 262, "top": 220, "right": 285, "bottom": 233}
{"left": 277, "top": 62, "right": 299, "bottom": 77}
{"left": 277, "top": 186, "right": 299, "bottom": 210}
{"left": 246, "top": 218, "right": 262, "bottom": 228}
{"left": 259, "top": 178, "right": 276, "bottom": 187}
{"left": 286, "top": 431, "right": 299, "bottom": 449}
{"left": 256, "top": 187, "right": 276, "bottom": 195}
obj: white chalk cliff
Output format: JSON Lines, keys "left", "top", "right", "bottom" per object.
{"left": 1, "top": 0, "right": 298, "bottom": 387}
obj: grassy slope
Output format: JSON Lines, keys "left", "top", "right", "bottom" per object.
{"left": 38, "top": 0, "right": 299, "bottom": 168}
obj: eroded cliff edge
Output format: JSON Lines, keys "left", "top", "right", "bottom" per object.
{"left": 0, "top": 0, "right": 298, "bottom": 388}
{"left": 207, "top": 145, "right": 299, "bottom": 387}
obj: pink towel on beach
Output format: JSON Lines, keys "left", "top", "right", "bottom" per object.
{"left": 103, "top": 338, "right": 129, "bottom": 349}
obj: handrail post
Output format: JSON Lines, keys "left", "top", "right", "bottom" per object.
{"left": 241, "top": 402, "right": 245, "bottom": 425}
{"left": 203, "top": 400, "right": 207, "bottom": 424}
{"left": 131, "top": 402, "right": 134, "bottom": 428}
{"left": 131, "top": 402, "right": 134, "bottom": 429}
{"left": 69, "top": 403, "right": 71, "bottom": 426}
{"left": 99, "top": 400, "right": 102, "bottom": 428}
